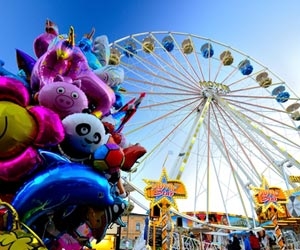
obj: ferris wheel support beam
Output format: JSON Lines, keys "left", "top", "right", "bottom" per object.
{"left": 216, "top": 96, "right": 300, "bottom": 188}
{"left": 207, "top": 120, "right": 261, "bottom": 186}
{"left": 170, "top": 96, "right": 213, "bottom": 180}
{"left": 204, "top": 121, "right": 259, "bottom": 227}
{"left": 208, "top": 115, "right": 255, "bottom": 227}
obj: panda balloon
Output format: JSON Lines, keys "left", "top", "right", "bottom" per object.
{"left": 58, "top": 112, "right": 109, "bottom": 162}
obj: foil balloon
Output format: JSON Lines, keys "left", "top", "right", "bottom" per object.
{"left": 31, "top": 26, "right": 115, "bottom": 116}
{"left": 77, "top": 28, "right": 103, "bottom": 70}
{"left": 92, "top": 35, "right": 110, "bottom": 67}
{"left": 94, "top": 65, "right": 125, "bottom": 109}
{"left": 94, "top": 65, "right": 125, "bottom": 88}
{"left": 30, "top": 26, "right": 90, "bottom": 92}
{"left": 111, "top": 92, "right": 146, "bottom": 133}
{"left": 58, "top": 112, "right": 109, "bottom": 162}
{"left": 122, "top": 144, "right": 147, "bottom": 172}
{"left": 33, "top": 19, "right": 59, "bottom": 58}
{"left": 76, "top": 71, "right": 116, "bottom": 116}
{"left": 0, "top": 76, "right": 64, "bottom": 182}
{"left": 37, "top": 75, "right": 89, "bottom": 119}
{"left": 76, "top": 72, "right": 116, "bottom": 116}
{"left": 86, "top": 195, "right": 128, "bottom": 242}
{"left": 16, "top": 49, "right": 36, "bottom": 83}
{"left": 0, "top": 59, "right": 29, "bottom": 89}
{"left": 0, "top": 201, "right": 47, "bottom": 250}
{"left": 11, "top": 150, "right": 114, "bottom": 227}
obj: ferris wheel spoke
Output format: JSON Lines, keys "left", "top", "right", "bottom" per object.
{"left": 125, "top": 98, "right": 203, "bottom": 134}
{"left": 221, "top": 98, "right": 300, "bottom": 150}
{"left": 217, "top": 96, "right": 300, "bottom": 169}
{"left": 219, "top": 109, "right": 285, "bottom": 183}
{"left": 122, "top": 61, "right": 201, "bottom": 93}
{"left": 154, "top": 34, "right": 204, "bottom": 84}
{"left": 125, "top": 77, "right": 200, "bottom": 95}
{"left": 222, "top": 98, "right": 300, "bottom": 141}
{"left": 123, "top": 65, "right": 199, "bottom": 92}
{"left": 224, "top": 97, "right": 288, "bottom": 114}
{"left": 209, "top": 102, "right": 253, "bottom": 220}
{"left": 211, "top": 105, "right": 261, "bottom": 178}
{"left": 225, "top": 99, "right": 298, "bottom": 130}
{"left": 167, "top": 33, "right": 203, "bottom": 83}
{"left": 115, "top": 40, "right": 201, "bottom": 89}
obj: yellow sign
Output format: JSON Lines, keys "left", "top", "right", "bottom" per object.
{"left": 251, "top": 176, "right": 288, "bottom": 213}
{"left": 144, "top": 167, "right": 187, "bottom": 210}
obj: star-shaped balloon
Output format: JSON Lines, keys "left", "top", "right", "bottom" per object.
{"left": 143, "top": 167, "right": 187, "bottom": 211}
{"left": 250, "top": 175, "right": 288, "bottom": 213}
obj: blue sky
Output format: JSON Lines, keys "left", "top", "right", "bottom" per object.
{"left": 1, "top": 0, "right": 300, "bottom": 84}
{"left": 1, "top": 0, "right": 300, "bottom": 214}
{"left": 1, "top": 0, "right": 300, "bottom": 91}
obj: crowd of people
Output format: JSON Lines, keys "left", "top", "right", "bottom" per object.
{"left": 174, "top": 223, "right": 277, "bottom": 250}
{"left": 226, "top": 230, "right": 276, "bottom": 250}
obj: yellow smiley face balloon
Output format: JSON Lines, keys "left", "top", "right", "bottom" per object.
{"left": 0, "top": 101, "right": 37, "bottom": 159}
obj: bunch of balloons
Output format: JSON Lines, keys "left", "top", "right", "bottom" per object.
{"left": 0, "top": 19, "right": 146, "bottom": 249}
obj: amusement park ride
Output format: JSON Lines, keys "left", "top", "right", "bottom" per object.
{"left": 0, "top": 20, "right": 300, "bottom": 250}
{"left": 112, "top": 31, "right": 300, "bottom": 250}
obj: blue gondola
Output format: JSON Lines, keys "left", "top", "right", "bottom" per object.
{"left": 123, "top": 39, "right": 137, "bottom": 58}
{"left": 238, "top": 59, "right": 253, "bottom": 75}
{"left": 276, "top": 91, "right": 290, "bottom": 103}
{"left": 162, "top": 35, "right": 174, "bottom": 52}
{"left": 271, "top": 85, "right": 285, "bottom": 96}
{"left": 201, "top": 43, "right": 214, "bottom": 58}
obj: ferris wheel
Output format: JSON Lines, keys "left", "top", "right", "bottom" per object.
{"left": 108, "top": 31, "right": 300, "bottom": 221}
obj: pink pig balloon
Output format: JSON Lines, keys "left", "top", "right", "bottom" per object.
{"left": 37, "top": 75, "right": 88, "bottom": 119}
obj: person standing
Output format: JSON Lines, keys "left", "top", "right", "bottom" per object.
{"left": 243, "top": 234, "right": 252, "bottom": 250}
{"left": 231, "top": 234, "right": 242, "bottom": 250}
{"left": 226, "top": 239, "right": 233, "bottom": 250}
{"left": 249, "top": 231, "right": 261, "bottom": 250}
{"left": 258, "top": 230, "right": 270, "bottom": 250}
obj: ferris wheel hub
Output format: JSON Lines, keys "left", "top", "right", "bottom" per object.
{"left": 199, "top": 81, "right": 230, "bottom": 96}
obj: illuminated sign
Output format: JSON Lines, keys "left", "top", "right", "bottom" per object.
{"left": 250, "top": 176, "right": 288, "bottom": 213}
{"left": 144, "top": 167, "right": 187, "bottom": 210}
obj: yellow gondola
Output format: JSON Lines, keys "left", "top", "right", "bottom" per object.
{"left": 286, "top": 103, "right": 300, "bottom": 120}
{"left": 108, "top": 47, "right": 121, "bottom": 65}
{"left": 255, "top": 72, "right": 272, "bottom": 88}
{"left": 220, "top": 50, "right": 234, "bottom": 66}
{"left": 142, "top": 36, "right": 155, "bottom": 53}
{"left": 181, "top": 38, "right": 193, "bottom": 54}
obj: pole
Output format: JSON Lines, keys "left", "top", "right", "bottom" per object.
{"left": 116, "top": 225, "right": 121, "bottom": 250}
{"left": 153, "top": 221, "right": 156, "bottom": 250}
{"left": 161, "top": 203, "right": 169, "bottom": 250}
{"left": 272, "top": 213, "right": 285, "bottom": 250}
{"left": 126, "top": 173, "right": 131, "bottom": 248}
{"left": 178, "top": 228, "right": 183, "bottom": 250}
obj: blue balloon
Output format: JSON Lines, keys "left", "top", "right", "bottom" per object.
{"left": 77, "top": 37, "right": 102, "bottom": 70}
{"left": 16, "top": 49, "right": 36, "bottom": 82}
{"left": 12, "top": 152, "right": 114, "bottom": 226}
{"left": 113, "top": 88, "right": 125, "bottom": 109}
{"left": 0, "top": 59, "right": 30, "bottom": 89}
